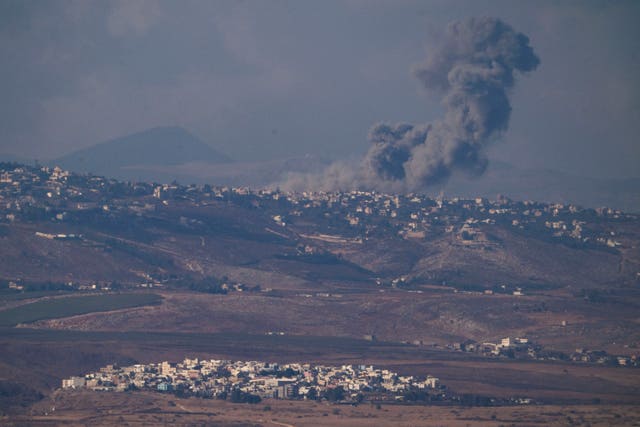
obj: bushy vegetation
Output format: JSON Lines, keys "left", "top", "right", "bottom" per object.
{"left": 170, "top": 276, "right": 227, "bottom": 294}
{"left": 229, "top": 389, "right": 262, "bottom": 404}
{"left": 322, "top": 385, "right": 345, "bottom": 402}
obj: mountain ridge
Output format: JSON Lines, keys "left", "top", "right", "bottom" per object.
{"left": 53, "top": 126, "right": 231, "bottom": 178}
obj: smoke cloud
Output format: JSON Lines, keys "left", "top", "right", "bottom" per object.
{"left": 283, "top": 17, "right": 539, "bottom": 192}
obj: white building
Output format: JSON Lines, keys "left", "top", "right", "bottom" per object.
{"left": 62, "top": 376, "right": 86, "bottom": 389}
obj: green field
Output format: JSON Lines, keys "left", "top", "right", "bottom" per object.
{"left": 0, "top": 293, "right": 163, "bottom": 327}
{"left": 0, "top": 290, "right": 74, "bottom": 303}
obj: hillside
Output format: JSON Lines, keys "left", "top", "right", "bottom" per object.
{"left": 1, "top": 163, "right": 639, "bottom": 318}
{"left": 1, "top": 164, "right": 638, "bottom": 292}
{"left": 1, "top": 164, "right": 640, "bottom": 413}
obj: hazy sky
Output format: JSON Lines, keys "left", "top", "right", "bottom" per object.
{"left": 1, "top": 0, "right": 638, "bottom": 179}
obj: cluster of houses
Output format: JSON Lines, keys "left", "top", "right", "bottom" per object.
{"left": 0, "top": 164, "right": 634, "bottom": 254}
{"left": 269, "top": 190, "right": 631, "bottom": 251}
{"left": 444, "top": 337, "right": 639, "bottom": 367}
{"left": 569, "top": 348, "right": 637, "bottom": 367}
{"left": 61, "top": 358, "right": 443, "bottom": 403}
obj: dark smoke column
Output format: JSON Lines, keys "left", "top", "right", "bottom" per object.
{"left": 363, "top": 17, "right": 539, "bottom": 190}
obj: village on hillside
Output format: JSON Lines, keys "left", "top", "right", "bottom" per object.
{"left": 1, "top": 163, "right": 633, "bottom": 256}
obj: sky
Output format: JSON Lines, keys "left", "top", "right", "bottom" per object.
{"left": 0, "top": 0, "right": 639, "bottom": 179}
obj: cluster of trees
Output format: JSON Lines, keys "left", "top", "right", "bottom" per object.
{"left": 169, "top": 275, "right": 261, "bottom": 294}
{"left": 458, "top": 393, "right": 494, "bottom": 407}
{"left": 229, "top": 389, "right": 262, "bottom": 404}
{"left": 403, "top": 389, "right": 430, "bottom": 402}
{"left": 3, "top": 280, "right": 67, "bottom": 292}
{"left": 176, "top": 276, "right": 228, "bottom": 294}
{"left": 322, "top": 386, "right": 345, "bottom": 402}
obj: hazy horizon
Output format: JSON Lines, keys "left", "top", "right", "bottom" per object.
{"left": 1, "top": 1, "right": 639, "bottom": 184}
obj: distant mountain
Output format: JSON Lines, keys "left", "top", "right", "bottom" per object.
{"left": 52, "top": 130, "right": 640, "bottom": 211}
{"left": 117, "top": 154, "right": 332, "bottom": 188}
{"left": 53, "top": 126, "right": 230, "bottom": 179}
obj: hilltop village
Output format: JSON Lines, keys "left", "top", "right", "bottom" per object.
{"left": 0, "top": 163, "right": 633, "bottom": 257}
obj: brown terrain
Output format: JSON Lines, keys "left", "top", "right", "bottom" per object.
{"left": 5, "top": 390, "right": 640, "bottom": 427}
{"left": 1, "top": 166, "right": 640, "bottom": 423}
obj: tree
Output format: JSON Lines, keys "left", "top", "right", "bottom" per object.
{"left": 323, "top": 386, "right": 345, "bottom": 402}
{"left": 230, "top": 389, "right": 261, "bottom": 404}
{"left": 403, "top": 389, "right": 429, "bottom": 402}
{"left": 307, "top": 387, "right": 318, "bottom": 400}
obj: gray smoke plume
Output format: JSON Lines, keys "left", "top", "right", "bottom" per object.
{"left": 283, "top": 17, "right": 539, "bottom": 192}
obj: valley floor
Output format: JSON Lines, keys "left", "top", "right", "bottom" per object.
{"left": 6, "top": 390, "right": 640, "bottom": 427}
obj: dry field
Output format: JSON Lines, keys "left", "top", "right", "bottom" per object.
{"left": 5, "top": 390, "right": 640, "bottom": 427}
{"left": 2, "top": 326, "right": 639, "bottom": 411}
{"left": 31, "top": 289, "right": 640, "bottom": 356}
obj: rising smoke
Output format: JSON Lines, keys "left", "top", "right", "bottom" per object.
{"left": 283, "top": 17, "right": 539, "bottom": 192}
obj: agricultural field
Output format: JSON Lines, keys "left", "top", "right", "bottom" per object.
{"left": 0, "top": 290, "right": 74, "bottom": 303}
{"left": 0, "top": 293, "right": 162, "bottom": 327}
